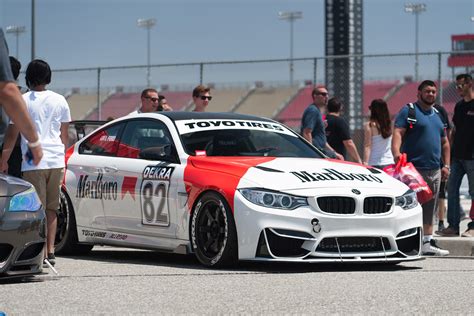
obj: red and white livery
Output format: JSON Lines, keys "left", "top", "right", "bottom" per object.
{"left": 57, "top": 112, "right": 422, "bottom": 267}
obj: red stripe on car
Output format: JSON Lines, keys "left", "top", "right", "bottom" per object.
{"left": 184, "top": 156, "right": 275, "bottom": 213}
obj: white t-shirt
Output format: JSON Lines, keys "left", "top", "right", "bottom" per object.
{"left": 19, "top": 90, "right": 71, "bottom": 171}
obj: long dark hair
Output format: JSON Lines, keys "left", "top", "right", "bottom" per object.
{"left": 369, "top": 99, "right": 392, "bottom": 139}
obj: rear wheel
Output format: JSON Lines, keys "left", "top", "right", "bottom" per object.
{"left": 191, "top": 192, "right": 238, "bottom": 267}
{"left": 55, "top": 190, "right": 93, "bottom": 255}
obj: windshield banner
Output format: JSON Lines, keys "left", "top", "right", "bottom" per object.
{"left": 175, "top": 119, "right": 295, "bottom": 136}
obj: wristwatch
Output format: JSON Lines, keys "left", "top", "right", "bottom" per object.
{"left": 443, "top": 165, "right": 450, "bottom": 171}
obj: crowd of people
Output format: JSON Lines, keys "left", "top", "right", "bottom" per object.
{"left": 1, "top": 25, "right": 473, "bottom": 267}
{"left": 300, "top": 77, "right": 474, "bottom": 256}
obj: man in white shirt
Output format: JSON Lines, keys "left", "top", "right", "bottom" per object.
{"left": 1, "top": 59, "right": 71, "bottom": 266}
{"left": 130, "top": 88, "right": 160, "bottom": 114}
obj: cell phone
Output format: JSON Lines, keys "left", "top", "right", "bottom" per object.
{"left": 25, "top": 148, "right": 33, "bottom": 165}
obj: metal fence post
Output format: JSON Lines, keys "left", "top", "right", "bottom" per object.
{"left": 437, "top": 52, "right": 442, "bottom": 107}
{"left": 97, "top": 67, "right": 101, "bottom": 120}
{"left": 200, "top": 63, "right": 204, "bottom": 85}
{"left": 313, "top": 58, "right": 317, "bottom": 86}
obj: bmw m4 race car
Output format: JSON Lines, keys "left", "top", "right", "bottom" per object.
{"left": 56, "top": 112, "right": 423, "bottom": 267}
{"left": 0, "top": 174, "right": 45, "bottom": 277}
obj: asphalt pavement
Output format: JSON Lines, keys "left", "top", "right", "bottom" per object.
{"left": 1, "top": 250, "right": 472, "bottom": 315}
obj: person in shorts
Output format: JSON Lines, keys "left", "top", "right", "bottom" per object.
{"left": 2, "top": 59, "right": 71, "bottom": 266}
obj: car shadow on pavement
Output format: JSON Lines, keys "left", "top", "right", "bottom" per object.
{"left": 237, "top": 261, "right": 423, "bottom": 273}
{"left": 59, "top": 247, "right": 422, "bottom": 274}
{"left": 0, "top": 272, "right": 60, "bottom": 284}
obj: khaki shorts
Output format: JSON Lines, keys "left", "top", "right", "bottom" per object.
{"left": 22, "top": 168, "right": 65, "bottom": 212}
{"left": 417, "top": 168, "right": 441, "bottom": 226}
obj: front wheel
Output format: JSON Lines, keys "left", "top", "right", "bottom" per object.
{"left": 191, "top": 192, "right": 238, "bottom": 267}
{"left": 55, "top": 190, "right": 93, "bottom": 255}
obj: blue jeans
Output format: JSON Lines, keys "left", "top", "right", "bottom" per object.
{"left": 447, "top": 158, "right": 474, "bottom": 230}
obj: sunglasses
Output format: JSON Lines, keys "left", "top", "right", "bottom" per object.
{"left": 200, "top": 95, "right": 212, "bottom": 101}
{"left": 144, "top": 96, "right": 160, "bottom": 102}
{"left": 315, "top": 92, "right": 328, "bottom": 96}
{"left": 456, "top": 83, "right": 465, "bottom": 89}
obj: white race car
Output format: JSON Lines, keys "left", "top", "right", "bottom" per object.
{"left": 56, "top": 112, "right": 422, "bottom": 267}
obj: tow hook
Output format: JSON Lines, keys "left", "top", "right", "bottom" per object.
{"left": 311, "top": 218, "right": 321, "bottom": 233}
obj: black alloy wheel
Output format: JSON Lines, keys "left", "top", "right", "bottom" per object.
{"left": 191, "top": 191, "right": 237, "bottom": 267}
{"left": 55, "top": 190, "right": 93, "bottom": 255}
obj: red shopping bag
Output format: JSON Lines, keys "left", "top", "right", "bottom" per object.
{"left": 383, "top": 154, "right": 433, "bottom": 204}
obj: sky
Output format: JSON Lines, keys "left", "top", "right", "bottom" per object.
{"left": 0, "top": 0, "right": 473, "bottom": 89}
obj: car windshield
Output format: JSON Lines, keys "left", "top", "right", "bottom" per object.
{"left": 180, "top": 128, "right": 323, "bottom": 158}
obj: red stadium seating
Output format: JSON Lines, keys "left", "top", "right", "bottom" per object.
{"left": 362, "top": 80, "right": 399, "bottom": 115}
{"left": 85, "top": 92, "right": 140, "bottom": 120}
{"left": 275, "top": 86, "right": 313, "bottom": 129}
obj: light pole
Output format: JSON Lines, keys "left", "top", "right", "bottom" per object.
{"left": 405, "top": 3, "right": 426, "bottom": 81}
{"left": 278, "top": 11, "right": 302, "bottom": 86}
{"left": 5, "top": 25, "right": 26, "bottom": 59}
{"left": 137, "top": 18, "right": 156, "bottom": 87}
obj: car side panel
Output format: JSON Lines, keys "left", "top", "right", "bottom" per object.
{"left": 65, "top": 154, "right": 109, "bottom": 234}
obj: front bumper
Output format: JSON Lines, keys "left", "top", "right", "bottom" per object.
{"left": 234, "top": 191, "right": 422, "bottom": 263}
{"left": 0, "top": 209, "right": 46, "bottom": 277}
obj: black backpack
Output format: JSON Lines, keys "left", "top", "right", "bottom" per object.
{"left": 406, "top": 103, "right": 449, "bottom": 131}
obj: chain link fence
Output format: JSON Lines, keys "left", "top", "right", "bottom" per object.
{"left": 20, "top": 50, "right": 471, "bottom": 160}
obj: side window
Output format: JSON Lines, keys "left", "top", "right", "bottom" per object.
{"left": 117, "top": 119, "right": 175, "bottom": 160}
{"left": 79, "top": 123, "right": 124, "bottom": 156}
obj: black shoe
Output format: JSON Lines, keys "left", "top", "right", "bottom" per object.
{"left": 47, "top": 253, "right": 56, "bottom": 266}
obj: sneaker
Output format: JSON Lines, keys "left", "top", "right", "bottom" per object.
{"left": 435, "top": 226, "right": 459, "bottom": 237}
{"left": 461, "top": 228, "right": 473, "bottom": 237}
{"left": 46, "top": 253, "right": 56, "bottom": 266}
{"left": 422, "top": 239, "right": 449, "bottom": 256}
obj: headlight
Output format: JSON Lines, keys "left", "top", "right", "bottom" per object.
{"left": 8, "top": 187, "right": 42, "bottom": 212}
{"left": 239, "top": 188, "right": 308, "bottom": 210}
{"left": 395, "top": 189, "right": 418, "bottom": 210}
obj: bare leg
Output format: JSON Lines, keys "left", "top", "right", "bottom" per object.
{"left": 46, "top": 209, "right": 57, "bottom": 254}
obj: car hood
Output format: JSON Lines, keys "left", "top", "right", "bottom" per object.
{"left": 190, "top": 156, "right": 408, "bottom": 196}
{"left": 0, "top": 173, "right": 33, "bottom": 197}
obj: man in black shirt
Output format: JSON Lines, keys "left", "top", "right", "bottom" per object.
{"left": 438, "top": 74, "right": 474, "bottom": 237}
{"left": 325, "top": 97, "right": 362, "bottom": 163}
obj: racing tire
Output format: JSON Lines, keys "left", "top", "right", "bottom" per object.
{"left": 55, "top": 190, "right": 93, "bottom": 255}
{"left": 191, "top": 191, "right": 238, "bottom": 268}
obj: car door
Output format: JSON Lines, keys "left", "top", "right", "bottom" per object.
{"left": 102, "top": 118, "right": 180, "bottom": 240}
{"left": 67, "top": 122, "right": 125, "bottom": 232}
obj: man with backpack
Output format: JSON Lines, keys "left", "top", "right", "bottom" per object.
{"left": 391, "top": 80, "right": 451, "bottom": 256}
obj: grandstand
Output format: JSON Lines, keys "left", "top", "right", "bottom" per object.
{"left": 275, "top": 85, "right": 313, "bottom": 129}
{"left": 205, "top": 88, "right": 248, "bottom": 112}
{"left": 85, "top": 92, "right": 140, "bottom": 120}
{"left": 159, "top": 91, "right": 192, "bottom": 111}
{"left": 67, "top": 93, "right": 108, "bottom": 120}
{"left": 74, "top": 78, "right": 459, "bottom": 126}
{"left": 234, "top": 86, "right": 299, "bottom": 119}
{"left": 362, "top": 80, "right": 400, "bottom": 115}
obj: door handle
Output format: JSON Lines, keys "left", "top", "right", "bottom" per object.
{"left": 104, "top": 166, "right": 118, "bottom": 173}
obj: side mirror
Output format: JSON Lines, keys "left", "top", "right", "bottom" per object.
{"left": 139, "top": 145, "right": 175, "bottom": 162}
